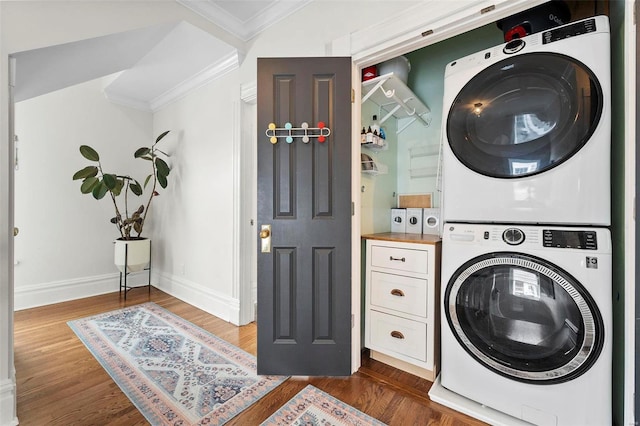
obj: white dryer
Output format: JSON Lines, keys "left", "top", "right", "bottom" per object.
{"left": 441, "top": 16, "right": 611, "bottom": 226}
{"left": 436, "top": 223, "right": 611, "bottom": 425}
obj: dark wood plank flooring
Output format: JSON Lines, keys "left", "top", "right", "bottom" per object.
{"left": 14, "top": 287, "right": 485, "bottom": 425}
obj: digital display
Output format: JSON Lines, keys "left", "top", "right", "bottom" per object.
{"left": 543, "top": 18, "right": 596, "bottom": 45}
{"left": 543, "top": 230, "right": 597, "bottom": 250}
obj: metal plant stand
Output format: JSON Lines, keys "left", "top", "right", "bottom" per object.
{"left": 119, "top": 240, "right": 152, "bottom": 300}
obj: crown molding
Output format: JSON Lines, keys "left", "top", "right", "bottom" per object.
{"left": 240, "top": 81, "right": 257, "bottom": 104}
{"left": 104, "top": 50, "right": 240, "bottom": 112}
{"left": 103, "top": 90, "right": 152, "bottom": 112}
{"left": 150, "top": 50, "right": 240, "bottom": 111}
{"left": 177, "top": 0, "right": 312, "bottom": 42}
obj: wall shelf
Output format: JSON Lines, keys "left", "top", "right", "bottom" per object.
{"left": 362, "top": 72, "right": 431, "bottom": 133}
{"left": 361, "top": 139, "right": 388, "bottom": 151}
{"left": 409, "top": 144, "right": 441, "bottom": 179}
{"left": 409, "top": 166, "right": 439, "bottom": 179}
{"left": 361, "top": 153, "right": 388, "bottom": 175}
{"left": 410, "top": 145, "right": 439, "bottom": 158}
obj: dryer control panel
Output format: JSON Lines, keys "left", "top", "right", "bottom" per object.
{"left": 542, "top": 18, "right": 596, "bottom": 44}
{"left": 542, "top": 229, "right": 597, "bottom": 250}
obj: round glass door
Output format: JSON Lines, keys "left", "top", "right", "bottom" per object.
{"left": 447, "top": 52, "right": 603, "bottom": 178}
{"left": 445, "top": 252, "right": 604, "bottom": 384}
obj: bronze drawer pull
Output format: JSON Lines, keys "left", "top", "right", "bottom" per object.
{"left": 389, "top": 256, "right": 406, "bottom": 262}
{"left": 390, "top": 330, "right": 405, "bottom": 339}
{"left": 390, "top": 289, "right": 405, "bottom": 297}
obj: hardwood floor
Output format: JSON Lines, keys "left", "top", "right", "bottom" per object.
{"left": 14, "top": 287, "right": 485, "bottom": 425}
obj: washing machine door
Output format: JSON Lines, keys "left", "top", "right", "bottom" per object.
{"left": 445, "top": 252, "right": 604, "bottom": 384}
{"left": 447, "top": 51, "right": 603, "bottom": 178}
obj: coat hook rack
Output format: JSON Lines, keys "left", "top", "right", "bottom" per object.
{"left": 265, "top": 121, "right": 331, "bottom": 144}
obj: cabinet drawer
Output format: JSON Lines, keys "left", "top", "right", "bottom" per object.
{"left": 369, "top": 310, "right": 427, "bottom": 362}
{"left": 371, "top": 272, "right": 427, "bottom": 317}
{"left": 371, "top": 245, "right": 428, "bottom": 274}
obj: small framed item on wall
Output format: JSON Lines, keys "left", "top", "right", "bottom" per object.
{"left": 397, "top": 193, "right": 432, "bottom": 208}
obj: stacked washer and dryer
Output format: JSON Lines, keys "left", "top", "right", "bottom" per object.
{"left": 429, "top": 15, "right": 613, "bottom": 426}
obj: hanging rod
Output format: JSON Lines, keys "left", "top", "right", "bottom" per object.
{"left": 361, "top": 73, "right": 431, "bottom": 129}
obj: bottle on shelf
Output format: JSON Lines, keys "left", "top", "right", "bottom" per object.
{"left": 371, "top": 115, "right": 385, "bottom": 147}
{"left": 371, "top": 115, "right": 380, "bottom": 135}
{"left": 366, "top": 126, "right": 374, "bottom": 144}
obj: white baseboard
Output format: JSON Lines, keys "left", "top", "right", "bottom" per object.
{"left": 14, "top": 271, "right": 239, "bottom": 326}
{"left": 154, "top": 271, "right": 239, "bottom": 323}
{"left": 14, "top": 273, "right": 120, "bottom": 311}
{"left": 0, "top": 379, "right": 18, "bottom": 426}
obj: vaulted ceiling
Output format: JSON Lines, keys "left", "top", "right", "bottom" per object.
{"left": 13, "top": 0, "right": 312, "bottom": 111}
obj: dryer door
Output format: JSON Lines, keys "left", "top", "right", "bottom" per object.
{"left": 445, "top": 252, "right": 604, "bottom": 384}
{"left": 447, "top": 52, "right": 603, "bottom": 179}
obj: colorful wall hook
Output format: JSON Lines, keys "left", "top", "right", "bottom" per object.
{"left": 265, "top": 122, "right": 331, "bottom": 144}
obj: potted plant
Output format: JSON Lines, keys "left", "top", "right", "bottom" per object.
{"left": 72, "top": 130, "right": 171, "bottom": 273}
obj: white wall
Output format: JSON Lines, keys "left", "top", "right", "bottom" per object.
{"left": 14, "top": 76, "right": 153, "bottom": 309}
{"left": 151, "top": 71, "right": 241, "bottom": 321}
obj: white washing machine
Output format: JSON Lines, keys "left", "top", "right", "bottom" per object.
{"left": 434, "top": 223, "right": 611, "bottom": 425}
{"left": 441, "top": 16, "right": 611, "bottom": 226}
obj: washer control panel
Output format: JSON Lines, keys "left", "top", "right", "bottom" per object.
{"left": 502, "top": 228, "right": 525, "bottom": 245}
{"left": 542, "top": 229, "right": 598, "bottom": 250}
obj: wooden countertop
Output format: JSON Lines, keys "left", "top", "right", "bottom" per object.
{"left": 361, "top": 232, "right": 441, "bottom": 245}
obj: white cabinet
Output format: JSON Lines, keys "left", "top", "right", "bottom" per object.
{"left": 364, "top": 235, "right": 441, "bottom": 381}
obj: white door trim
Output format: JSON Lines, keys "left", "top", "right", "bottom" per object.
{"left": 0, "top": 53, "right": 18, "bottom": 426}
{"left": 236, "top": 82, "right": 257, "bottom": 326}
{"left": 623, "top": 1, "right": 636, "bottom": 424}
{"left": 350, "top": 0, "right": 546, "bottom": 65}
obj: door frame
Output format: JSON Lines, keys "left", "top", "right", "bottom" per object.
{"left": 236, "top": 82, "right": 257, "bottom": 326}
{"left": 628, "top": 1, "right": 637, "bottom": 424}
{"left": 0, "top": 53, "right": 17, "bottom": 425}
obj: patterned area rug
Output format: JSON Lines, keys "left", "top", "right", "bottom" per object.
{"left": 261, "top": 385, "right": 386, "bottom": 426}
{"left": 68, "top": 302, "right": 287, "bottom": 425}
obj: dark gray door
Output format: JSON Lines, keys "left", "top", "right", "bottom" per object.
{"left": 256, "top": 57, "right": 352, "bottom": 376}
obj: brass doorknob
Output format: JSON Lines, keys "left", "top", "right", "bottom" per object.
{"left": 260, "top": 225, "right": 272, "bottom": 253}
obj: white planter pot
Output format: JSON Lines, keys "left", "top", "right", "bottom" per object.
{"left": 114, "top": 238, "right": 151, "bottom": 273}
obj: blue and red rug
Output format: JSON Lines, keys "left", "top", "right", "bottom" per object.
{"left": 68, "top": 302, "right": 287, "bottom": 425}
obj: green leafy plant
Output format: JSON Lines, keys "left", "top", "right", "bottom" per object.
{"left": 72, "top": 130, "right": 171, "bottom": 240}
